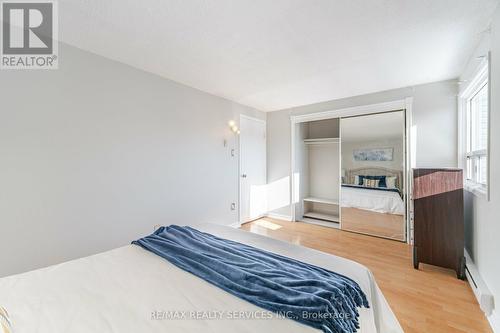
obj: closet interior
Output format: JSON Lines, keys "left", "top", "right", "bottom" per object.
{"left": 294, "top": 118, "right": 341, "bottom": 228}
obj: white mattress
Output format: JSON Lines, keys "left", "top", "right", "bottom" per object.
{"left": 341, "top": 186, "right": 405, "bottom": 215}
{"left": 0, "top": 224, "right": 402, "bottom": 333}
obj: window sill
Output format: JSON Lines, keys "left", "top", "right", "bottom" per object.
{"left": 464, "top": 182, "right": 488, "bottom": 199}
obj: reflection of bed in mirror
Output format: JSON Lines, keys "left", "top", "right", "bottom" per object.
{"left": 341, "top": 167, "right": 405, "bottom": 241}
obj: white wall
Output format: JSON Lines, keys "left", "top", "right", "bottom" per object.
{"left": 267, "top": 79, "right": 458, "bottom": 216}
{"left": 293, "top": 123, "right": 309, "bottom": 218}
{"left": 308, "top": 143, "right": 340, "bottom": 200}
{"left": 461, "top": 6, "right": 500, "bottom": 329}
{"left": 0, "top": 43, "right": 265, "bottom": 277}
{"left": 266, "top": 111, "right": 293, "bottom": 217}
{"left": 307, "top": 118, "right": 340, "bottom": 139}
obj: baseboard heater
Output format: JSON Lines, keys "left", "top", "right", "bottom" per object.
{"left": 465, "top": 250, "right": 494, "bottom": 316}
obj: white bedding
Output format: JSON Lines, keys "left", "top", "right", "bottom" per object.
{"left": 341, "top": 186, "right": 405, "bottom": 215}
{"left": 0, "top": 224, "right": 402, "bottom": 333}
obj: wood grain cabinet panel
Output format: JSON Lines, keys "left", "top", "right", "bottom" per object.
{"left": 412, "top": 168, "right": 465, "bottom": 279}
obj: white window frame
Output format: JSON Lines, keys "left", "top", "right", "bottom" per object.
{"left": 458, "top": 56, "right": 490, "bottom": 199}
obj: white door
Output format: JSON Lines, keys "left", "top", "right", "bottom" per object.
{"left": 240, "top": 115, "right": 267, "bottom": 223}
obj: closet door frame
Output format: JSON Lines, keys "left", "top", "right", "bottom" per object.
{"left": 290, "top": 98, "right": 414, "bottom": 244}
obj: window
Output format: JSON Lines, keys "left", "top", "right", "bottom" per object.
{"left": 459, "top": 59, "right": 489, "bottom": 198}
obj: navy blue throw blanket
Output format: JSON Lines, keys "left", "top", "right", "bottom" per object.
{"left": 132, "top": 225, "right": 369, "bottom": 333}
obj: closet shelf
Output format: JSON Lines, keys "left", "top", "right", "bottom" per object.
{"left": 303, "top": 211, "right": 340, "bottom": 223}
{"left": 303, "top": 197, "right": 339, "bottom": 205}
{"left": 303, "top": 138, "right": 340, "bottom": 145}
{"left": 301, "top": 217, "right": 340, "bottom": 229}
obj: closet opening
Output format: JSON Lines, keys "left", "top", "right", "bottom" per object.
{"left": 293, "top": 118, "right": 341, "bottom": 229}
{"left": 290, "top": 99, "right": 413, "bottom": 243}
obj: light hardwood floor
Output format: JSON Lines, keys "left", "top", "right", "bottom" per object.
{"left": 241, "top": 218, "right": 491, "bottom": 333}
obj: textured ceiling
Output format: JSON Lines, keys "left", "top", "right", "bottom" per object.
{"left": 59, "top": 0, "right": 499, "bottom": 111}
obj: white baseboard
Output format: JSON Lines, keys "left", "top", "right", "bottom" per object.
{"left": 229, "top": 221, "right": 242, "bottom": 228}
{"left": 488, "top": 310, "right": 500, "bottom": 333}
{"left": 265, "top": 212, "right": 293, "bottom": 221}
{"left": 464, "top": 250, "right": 497, "bottom": 332}
{"left": 230, "top": 213, "right": 292, "bottom": 228}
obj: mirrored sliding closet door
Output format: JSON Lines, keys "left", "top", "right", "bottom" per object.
{"left": 340, "top": 111, "right": 406, "bottom": 241}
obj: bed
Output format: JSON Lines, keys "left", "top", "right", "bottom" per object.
{"left": 341, "top": 186, "right": 404, "bottom": 215}
{"left": 341, "top": 168, "right": 405, "bottom": 241}
{"left": 0, "top": 223, "right": 402, "bottom": 333}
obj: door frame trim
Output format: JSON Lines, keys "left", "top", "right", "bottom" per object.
{"left": 239, "top": 114, "right": 267, "bottom": 224}
{"left": 289, "top": 98, "right": 413, "bottom": 243}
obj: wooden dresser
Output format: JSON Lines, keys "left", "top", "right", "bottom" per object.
{"left": 412, "top": 168, "right": 465, "bottom": 279}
